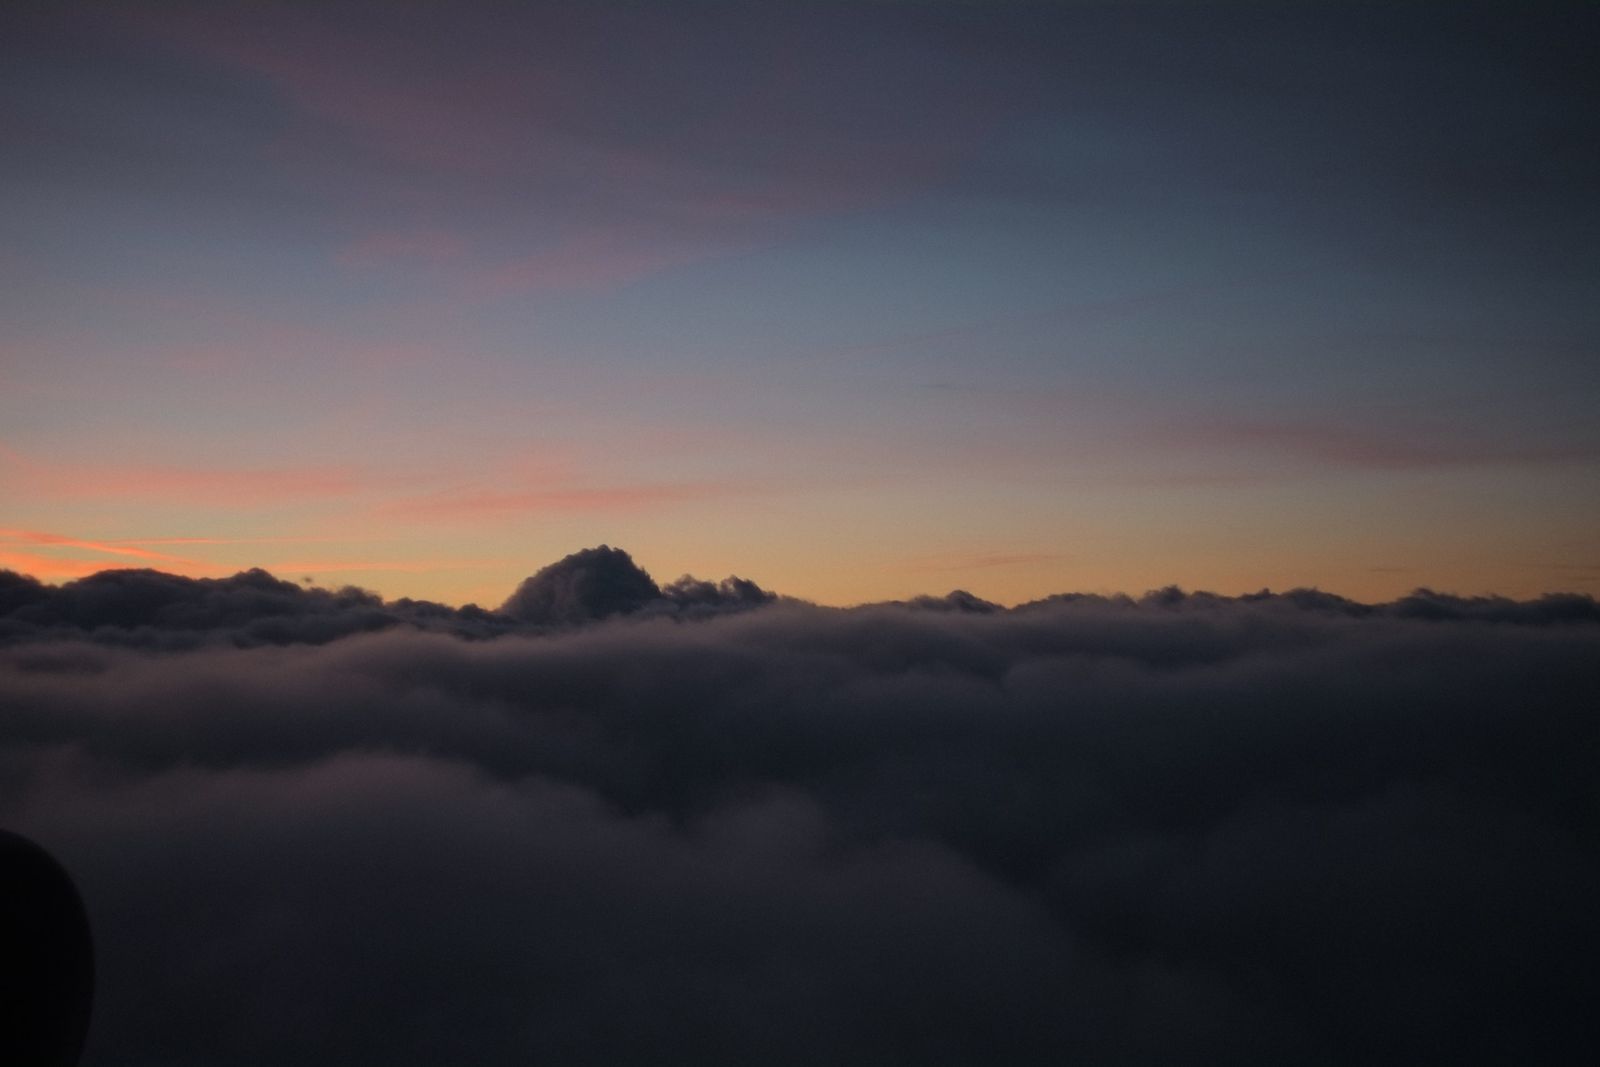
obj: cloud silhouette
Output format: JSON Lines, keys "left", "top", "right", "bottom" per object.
{"left": 0, "top": 549, "right": 782, "bottom": 649}
{"left": 0, "top": 568, "right": 49, "bottom": 615}
{"left": 1, "top": 552, "right": 1597, "bottom": 1064}
{"left": 500, "top": 545, "right": 663, "bottom": 625}
{"left": 0, "top": 567, "right": 417, "bottom": 649}
{"left": 659, "top": 573, "right": 777, "bottom": 617}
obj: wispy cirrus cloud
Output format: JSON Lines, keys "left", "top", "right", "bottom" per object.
{"left": 381, "top": 481, "right": 741, "bottom": 521}
{"left": 0, "top": 528, "right": 504, "bottom": 586}
{"left": 0, "top": 529, "right": 198, "bottom": 565}
{"left": 463, "top": 227, "right": 748, "bottom": 297}
{"left": 102, "top": 536, "right": 348, "bottom": 548}
{"left": 333, "top": 227, "right": 469, "bottom": 269}
{"left": 1191, "top": 418, "right": 1600, "bottom": 471}
{"left": 123, "top": 2, "right": 1006, "bottom": 297}
{"left": 0, "top": 529, "right": 222, "bottom": 580}
{"left": 0, "top": 529, "right": 348, "bottom": 582}
{"left": 898, "top": 551, "right": 1069, "bottom": 574}
{"left": 0, "top": 552, "right": 158, "bottom": 580}
{"left": 270, "top": 557, "right": 504, "bottom": 576}
{"left": 0, "top": 445, "right": 360, "bottom": 506}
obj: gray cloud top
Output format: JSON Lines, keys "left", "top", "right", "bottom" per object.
{"left": 3, "top": 554, "right": 1597, "bottom": 1064}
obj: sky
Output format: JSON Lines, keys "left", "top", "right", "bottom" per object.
{"left": 3, "top": 0, "right": 1598, "bottom": 606}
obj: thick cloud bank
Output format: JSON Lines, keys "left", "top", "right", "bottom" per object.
{"left": 2, "top": 556, "right": 1597, "bottom": 1065}
{"left": 502, "top": 545, "right": 775, "bottom": 624}
{"left": 0, "top": 546, "right": 776, "bottom": 650}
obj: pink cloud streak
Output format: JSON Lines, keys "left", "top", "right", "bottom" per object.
{"left": 383, "top": 481, "right": 739, "bottom": 521}
{"left": 129, "top": 4, "right": 1005, "bottom": 296}
{"left": 1, "top": 446, "right": 360, "bottom": 506}
{"left": 0, "top": 528, "right": 198, "bottom": 565}
{"left": 335, "top": 228, "right": 469, "bottom": 268}
{"left": 465, "top": 227, "right": 744, "bottom": 297}
{"left": 898, "top": 552, "right": 1069, "bottom": 574}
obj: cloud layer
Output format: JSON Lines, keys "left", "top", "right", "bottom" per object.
{"left": 2, "top": 554, "right": 1597, "bottom": 1064}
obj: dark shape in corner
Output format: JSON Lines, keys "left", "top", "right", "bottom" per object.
{"left": 0, "top": 830, "right": 93, "bottom": 1066}
{"left": 501, "top": 545, "right": 662, "bottom": 624}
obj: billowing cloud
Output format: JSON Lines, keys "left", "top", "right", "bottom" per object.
{"left": 0, "top": 547, "right": 777, "bottom": 649}
{"left": 501, "top": 545, "right": 663, "bottom": 625}
{"left": 500, "top": 546, "right": 776, "bottom": 627}
{"left": 2, "top": 553, "right": 1597, "bottom": 1064}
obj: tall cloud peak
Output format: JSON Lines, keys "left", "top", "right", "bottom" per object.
{"left": 500, "top": 545, "right": 662, "bottom": 625}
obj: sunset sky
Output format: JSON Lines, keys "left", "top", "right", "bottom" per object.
{"left": 5, "top": 8, "right": 1600, "bottom": 1063}
{"left": 4, "top": 1, "right": 1597, "bottom": 606}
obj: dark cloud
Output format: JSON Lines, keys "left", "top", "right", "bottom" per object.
{"left": 499, "top": 545, "right": 778, "bottom": 626}
{"left": 0, "top": 567, "right": 437, "bottom": 650}
{"left": 501, "top": 545, "right": 663, "bottom": 625}
{"left": 0, "top": 551, "right": 776, "bottom": 648}
{"left": 899, "top": 589, "right": 1002, "bottom": 614}
{"left": 9, "top": 566, "right": 389, "bottom": 632}
{"left": 659, "top": 573, "right": 777, "bottom": 617}
{"left": 2, "top": 555, "right": 1598, "bottom": 1064}
{"left": 0, "top": 568, "right": 50, "bottom": 615}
